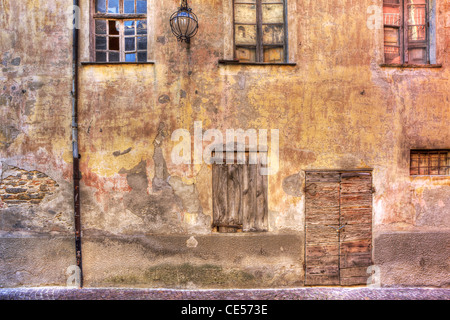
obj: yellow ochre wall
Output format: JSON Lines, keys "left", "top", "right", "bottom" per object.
{"left": 0, "top": 0, "right": 449, "bottom": 288}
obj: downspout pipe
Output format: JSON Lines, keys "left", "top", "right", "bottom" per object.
{"left": 72, "top": 0, "right": 83, "bottom": 287}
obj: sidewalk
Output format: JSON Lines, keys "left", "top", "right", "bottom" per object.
{"left": 0, "top": 287, "right": 449, "bottom": 300}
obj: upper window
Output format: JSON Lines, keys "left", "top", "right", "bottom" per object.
{"left": 410, "top": 150, "right": 450, "bottom": 176}
{"left": 93, "top": 0, "right": 148, "bottom": 62}
{"left": 383, "top": 0, "right": 433, "bottom": 64}
{"left": 233, "top": 0, "right": 287, "bottom": 63}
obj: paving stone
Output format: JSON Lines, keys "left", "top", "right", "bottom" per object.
{"left": 0, "top": 287, "right": 449, "bottom": 300}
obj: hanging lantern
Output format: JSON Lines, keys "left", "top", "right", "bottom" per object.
{"left": 170, "top": 0, "right": 198, "bottom": 43}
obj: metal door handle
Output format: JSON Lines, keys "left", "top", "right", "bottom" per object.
{"left": 327, "top": 223, "right": 347, "bottom": 232}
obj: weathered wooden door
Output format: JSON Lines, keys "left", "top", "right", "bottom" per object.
{"left": 304, "top": 171, "right": 373, "bottom": 286}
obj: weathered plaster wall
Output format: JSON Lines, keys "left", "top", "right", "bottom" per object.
{"left": 1, "top": 0, "right": 449, "bottom": 288}
{"left": 0, "top": 0, "right": 76, "bottom": 287}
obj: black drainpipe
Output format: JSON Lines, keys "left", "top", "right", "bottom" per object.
{"left": 72, "top": 0, "right": 83, "bottom": 287}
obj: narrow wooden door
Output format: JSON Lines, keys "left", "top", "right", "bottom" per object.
{"left": 305, "top": 171, "right": 373, "bottom": 286}
{"left": 304, "top": 172, "right": 341, "bottom": 285}
{"left": 339, "top": 172, "right": 373, "bottom": 285}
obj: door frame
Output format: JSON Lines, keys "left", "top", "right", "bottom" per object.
{"left": 303, "top": 169, "right": 374, "bottom": 286}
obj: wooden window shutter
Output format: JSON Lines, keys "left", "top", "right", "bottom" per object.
{"left": 212, "top": 152, "right": 268, "bottom": 233}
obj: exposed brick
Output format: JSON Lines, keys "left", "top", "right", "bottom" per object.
{"left": 5, "top": 188, "right": 27, "bottom": 194}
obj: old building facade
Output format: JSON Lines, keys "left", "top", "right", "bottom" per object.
{"left": 0, "top": 0, "right": 449, "bottom": 288}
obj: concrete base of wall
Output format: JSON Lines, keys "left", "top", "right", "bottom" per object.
{"left": 82, "top": 232, "right": 305, "bottom": 289}
{"left": 1, "top": 231, "right": 448, "bottom": 288}
{"left": 0, "top": 234, "right": 75, "bottom": 288}
{"left": 374, "top": 232, "right": 450, "bottom": 288}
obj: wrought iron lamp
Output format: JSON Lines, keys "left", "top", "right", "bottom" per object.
{"left": 170, "top": 0, "right": 198, "bottom": 43}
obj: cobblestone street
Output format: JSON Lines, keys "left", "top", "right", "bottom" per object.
{"left": 0, "top": 287, "right": 448, "bottom": 300}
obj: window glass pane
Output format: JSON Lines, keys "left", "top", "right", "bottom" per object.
{"left": 96, "top": 0, "right": 106, "bottom": 13}
{"left": 124, "top": 0, "right": 135, "bottom": 14}
{"left": 383, "top": 3, "right": 401, "bottom": 26}
{"left": 136, "top": 0, "right": 147, "bottom": 14}
{"left": 96, "top": 51, "right": 107, "bottom": 62}
{"left": 95, "top": 20, "right": 107, "bottom": 34}
{"left": 95, "top": 36, "right": 107, "bottom": 50}
{"left": 430, "top": 153, "right": 439, "bottom": 175}
{"left": 384, "top": 27, "right": 400, "bottom": 46}
{"left": 407, "top": 4, "right": 426, "bottom": 41}
{"left": 125, "top": 53, "right": 136, "bottom": 62}
{"left": 109, "top": 52, "right": 120, "bottom": 62}
{"left": 137, "top": 52, "right": 147, "bottom": 62}
{"left": 108, "top": 20, "right": 120, "bottom": 36}
{"left": 234, "top": 4, "right": 256, "bottom": 24}
{"left": 234, "top": 25, "right": 257, "bottom": 45}
{"left": 137, "top": 37, "right": 147, "bottom": 50}
{"left": 137, "top": 20, "right": 147, "bottom": 35}
{"left": 418, "top": 153, "right": 429, "bottom": 175}
{"left": 262, "top": 4, "right": 284, "bottom": 24}
{"left": 109, "top": 37, "right": 120, "bottom": 51}
{"left": 408, "top": 25, "right": 426, "bottom": 41}
{"left": 408, "top": 47, "right": 427, "bottom": 64}
{"left": 108, "top": 52, "right": 119, "bottom": 62}
{"left": 263, "top": 47, "right": 284, "bottom": 63}
{"left": 124, "top": 21, "right": 135, "bottom": 35}
{"left": 236, "top": 47, "right": 256, "bottom": 62}
{"left": 125, "top": 37, "right": 136, "bottom": 51}
{"left": 384, "top": 27, "right": 401, "bottom": 64}
{"left": 108, "top": 0, "right": 120, "bottom": 13}
{"left": 410, "top": 153, "right": 419, "bottom": 175}
{"left": 262, "top": 25, "right": 284, "bottom": 45}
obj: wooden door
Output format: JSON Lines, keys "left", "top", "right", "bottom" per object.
{"left": 305, "top": 171, "right": 373, "bottom": 286}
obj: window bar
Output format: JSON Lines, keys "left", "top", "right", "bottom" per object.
{"left": 256, "top": 0, "right": 263, "bottom": 62}
{"left": 438, "top": 150, "right": 441, "bottom": 175}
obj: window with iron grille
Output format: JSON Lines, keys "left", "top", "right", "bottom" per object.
{"left": 93, "top": 0, "right": 147, "bottom": 62}
{"left": 410, "top": 150, "right": 450, "bottom": 175}
{"left": 233, "top": 0, "right": 287, "bottom": 63}
{"left": 383, "top": 0, "right": 434, "bottom": 64}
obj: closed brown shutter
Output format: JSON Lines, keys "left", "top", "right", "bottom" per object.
{"left": 212, "top": 153, "right": 268, "bottom": 233}
{"left": 305, "top": 171, "right": 373, "bottom": 286}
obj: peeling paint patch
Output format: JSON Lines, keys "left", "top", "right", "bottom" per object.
{"left": 282, "top": 173, "right": 304, "bottom": 197}
{"left": 0, "top": 163, "right": 59, "bottom": 206}
{"left": 113, "top": 147, "right": 132, "bottom": 157}
{"left": 0, "top": 125, "right": 20, "bottom": 148}
{"left": 10, "top": 57, "right": 20, "bottom": 66}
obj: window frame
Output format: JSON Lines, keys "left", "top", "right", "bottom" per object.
{"left": 90, "top": 0, "right": 148, "bottom": 63}
{"left": 410, "top": 150, "right": 450, "bottom": 176}
{"left": 232, "top": 0, "right": 288, "bottom": 63}
{"left": 383, "top": 0, "right": 432, "bottom": 65}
